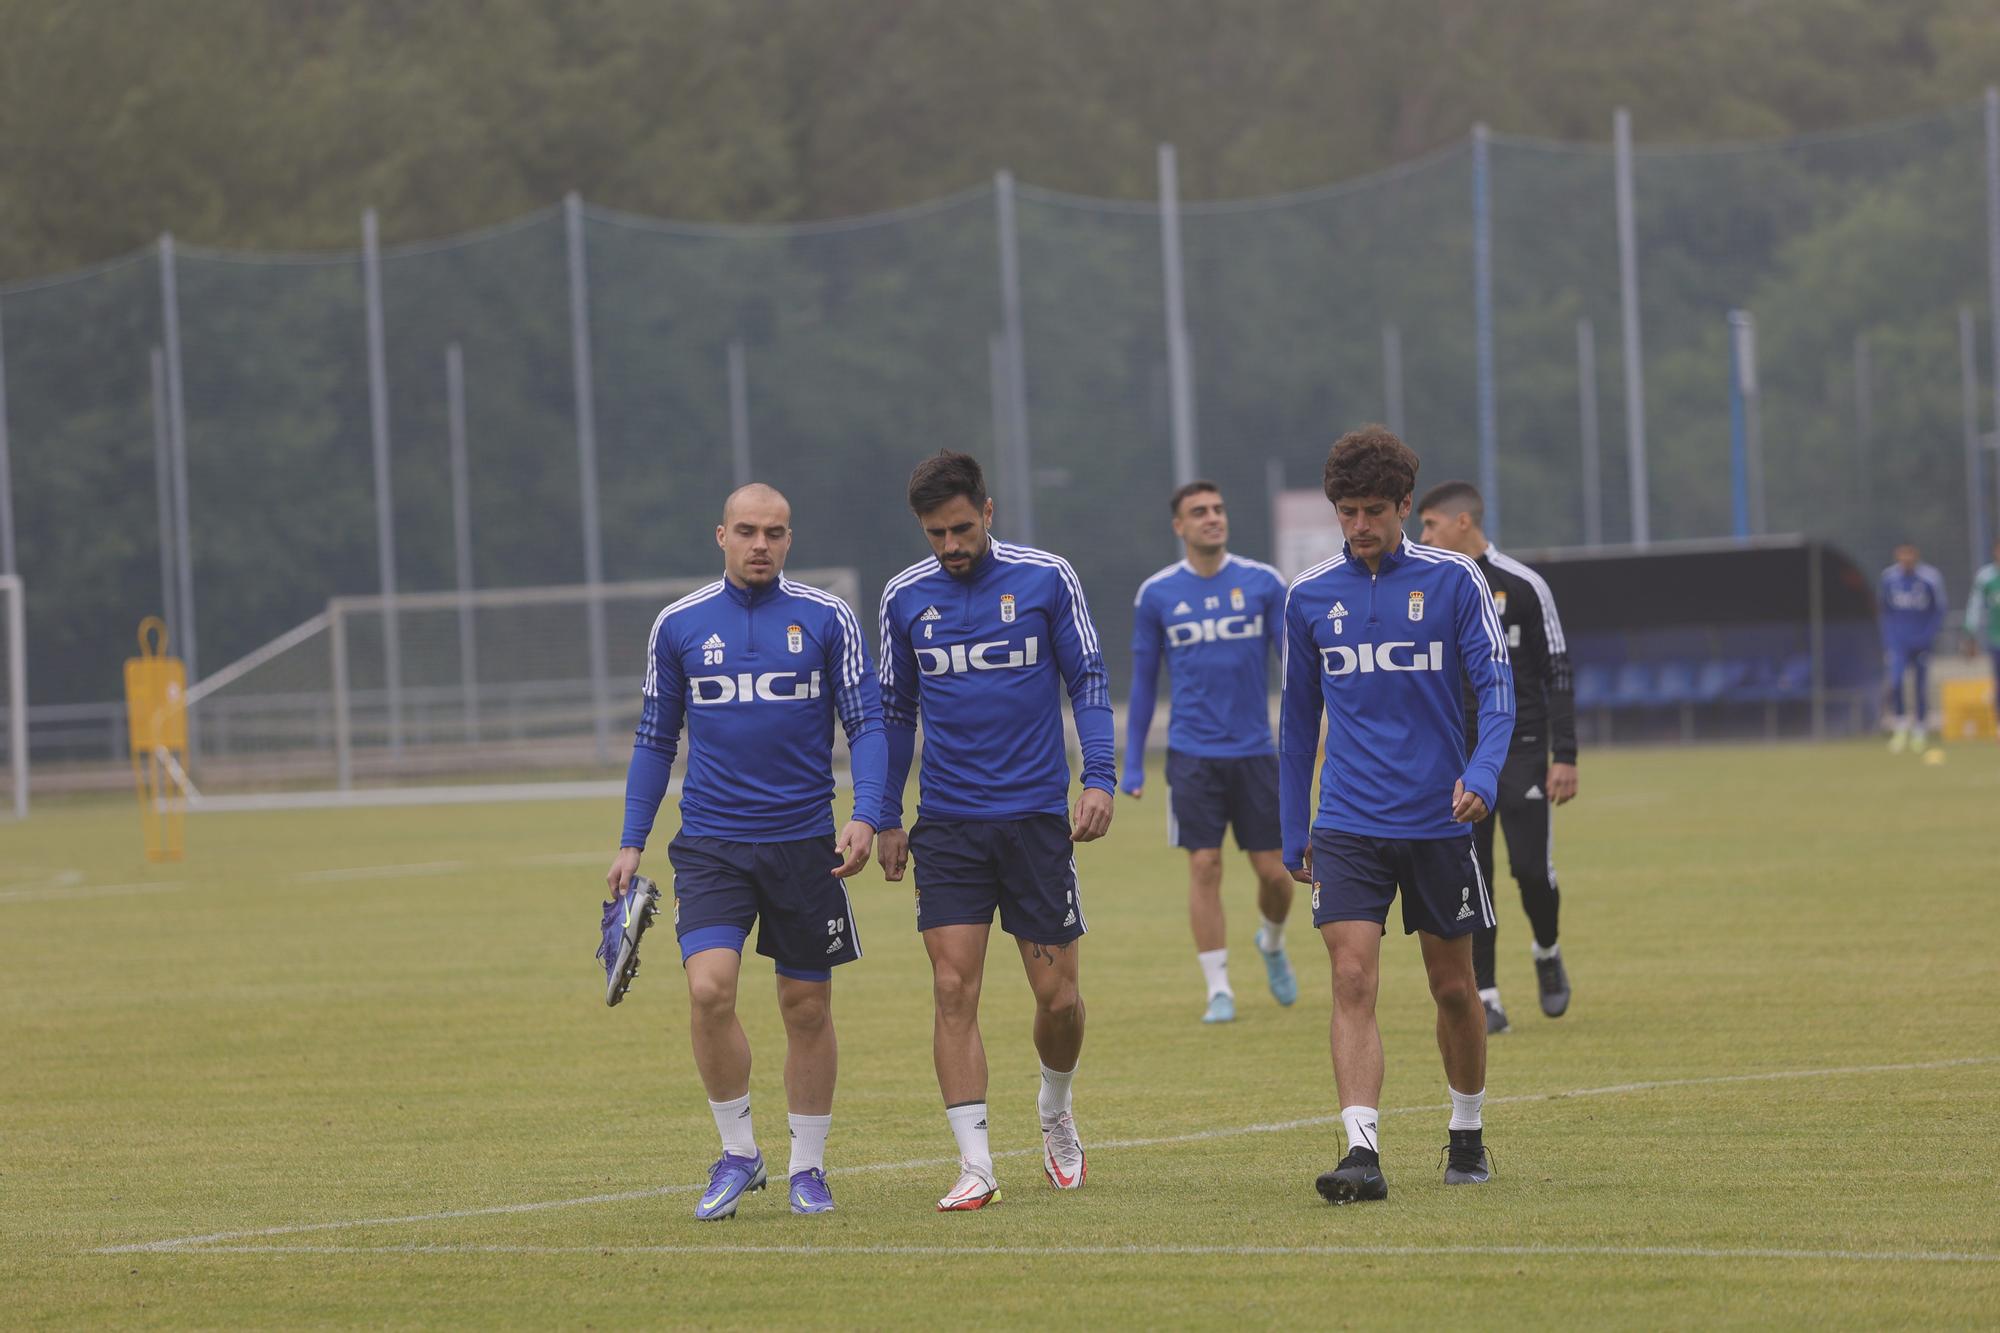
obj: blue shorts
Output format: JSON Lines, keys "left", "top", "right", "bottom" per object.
{"left": 1309, "top": 828, "right": 1496, "bottom": 939}
{"left": 667, "top": 832, "right": 860, "bottom": 980}
{"left": 1166, "top": 751, "right": 1281, "bottom": 852}
{"left": 909, "top": 814, "right": 1086, "bottom": 945}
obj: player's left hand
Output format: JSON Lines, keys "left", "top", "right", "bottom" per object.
{"left": 832, "top": 820, "right": 875, "bottom": 878}
{"left": 1547, "top": 762, "right": 1579, "bottom": 805}
{"left": 1071, "top": 787, "right": 1114, "bottom": 842}
{"left": 1450, "top": 779, "right": 1489, "bottom": 824}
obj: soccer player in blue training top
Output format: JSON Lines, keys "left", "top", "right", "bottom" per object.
{"left": 1418, "top": 481, "right": 1577, "bottom": 1033}
{"left": 605, "top": 483, "right": 886, "bottom": 1222}
{"left": 1279, "top": 426, "right": 1514, "bottom": 1203}
{"left": 1123, "top": 480, "right": 1297, "bottom": 1024}
{"left": 1879, "top": 542, "right": 1948, "bottom": 752}
{"left": 877, "top": 451, "right": 1115, "bottom": 1211}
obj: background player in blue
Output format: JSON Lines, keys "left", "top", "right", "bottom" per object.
{"left": 1278, "top": 426, "right": 1514, "bottom": 1204}
{"left": 1123, "top": 480, "right": 1297, "bottom": 1024}
{"left": 605, "top": 484, "right": 886, "bottom": 1222}
{"left": 876, "top": 451, "right": 1114, "bottom": 1211}
{"left": 1878, "top": 542, "right": 1948, "bottom": 752}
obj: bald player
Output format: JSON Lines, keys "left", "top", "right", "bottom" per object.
{"left": 604, "top": 484, "right": 887, "bottom": 1221}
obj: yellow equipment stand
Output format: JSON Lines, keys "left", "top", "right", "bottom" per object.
{"left": 1940, "top": 675, "right": 1997, "bottom": 742}
{"left": 125, "top": 618, "right": 188, "bottom": 861}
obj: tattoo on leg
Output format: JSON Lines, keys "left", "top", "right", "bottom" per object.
{"left": 1030, "top": 940, "right": 1073, "bottom": 967}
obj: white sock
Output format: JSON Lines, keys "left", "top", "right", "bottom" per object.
{"left": 709, "top": 1092, "right": 756, "bottom": 1158}
{"left": 1449, "top": 1086, "right": 1485, "bottom": 1131}
{"left": 1340, "top": 1105, "right": 1379, "bottom": 1156}
{"left": 1197, "top": 948, "right": 1232, "bottom": 999}
{"left": 1531, "top": 941, "right": 1561, "bottom": 962}
{"left": 1257, "top": 916, "right": 1285, "bottom": 953}
{"left": 787, "top": 1112, "right": 831, "bottom": 1176}
{"left": 1479, "top": 985, "right": 1503, "bottom": 1007}
{"left": 945, "top": 1102, "right": 992, "bottom": 1174}
{"left": 1038, "top": 1062, "right": 1076, "bottom": 1126}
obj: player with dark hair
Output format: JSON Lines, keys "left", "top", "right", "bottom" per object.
{"left": 877, "top": 451, "right": 1114, "bottom": 1210}
{"left": 1418, "top": 480, "right": 1575, "bottom": 1032}
{"left": 1279, "top": 425, "right": 1513, "bottom": 1203}
{"left": 603, "top": 483, "right": 885, "bottom": 1221}
{"left": 1879, "top": 543, "right": 1948, "bottom": 752}
{"left": 1124, "top": 480, "right": 1296, "bottom": 1023}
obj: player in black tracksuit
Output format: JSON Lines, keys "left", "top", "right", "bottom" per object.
{"left": 1417, "top": 483, "right": 1575, "bottom": 1034}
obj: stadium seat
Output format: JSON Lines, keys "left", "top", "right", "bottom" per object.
{"left": 1575, "top": 662, "right": 1616, "bottom": 709}
{"left": 1654, "top": 660, "right": 1701, "bottom": 704}
{"left": 1696, "top": 659, "right": 1748, "bottom": 701}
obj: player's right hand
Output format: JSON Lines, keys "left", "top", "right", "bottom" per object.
{"left": 606, "top": 846, "right": 642, "bottom": 896}
{"left": 1119, "top": 780, "right": 1143, "bottom": 799}
{"left": 1289, "top": 846, "right": 1313, "bottom": 886}
{"left": 878, "top": 828, "right": 910, "bottom": 882}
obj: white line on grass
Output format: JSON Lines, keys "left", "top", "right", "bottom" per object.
{"left": 0, "top": 881, "right": 185, "bottom": 904}
{"left": 150, "top": 1242, "right": 2000, "bottom": 1265}
{"left": 96, "top": 1054, "right": 1998, "bottom": 1256}
{"left": 288, "top": 861, "right": 469, "bottom": 884}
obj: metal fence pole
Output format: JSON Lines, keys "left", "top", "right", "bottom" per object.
{"left": 149, "top": 347, "right": 178, "bottom": 632}
{"left": 1961, "top": 308, "right": 1988, "bottom": 569}
{"left": 1728, "top": 312, "right": 1750, "bottom": 538}
{"left": 6, "top": 577, "right": 23, "bottom": 817}
{"left": 1381, "top": 324, "right": 1405, "bottom": 437}
{"left": 360, "top": 210, "right": 403, "bottom": 758}
{"left": 1472, "top": 124, "right": 1499, "bottom": 538}
{"left": 330, "top": 600, "right": 351, "bottom": 791}
{"left": 988, "top": 332, "right": 1012, "bottom": 488}
{"left": 446, "top": 342, "right": 478, "bottom": 743}
{"left": 994, "top": 171, "right": 1035, "bottom": 542}
{"left": 1614, "top": 108, "right": 1650, "bottom": 546}
{"left": 0, "top": 303, "right": 15, "bottom": 579}
{"left": 1854, "top": 332, "right": 1872, "bottom": 530}
{"left": 1158, "top": 144, "right": 1199, "bottom": 487}
{"left": 727, "top": 339, "right": 752, "bottom": 488}
{"left": 1577, "top": 317, "right": 1603, "bottom": 546}
{"left": 159, "top": 234, "right": 199, "bottom": 731}
{"left": 564, "top": 192, "right": 612, "bottom": 764}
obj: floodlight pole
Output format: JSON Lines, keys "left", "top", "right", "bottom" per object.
{"left": 727, "top": 339, "right": 752, "bottom": 488}
{"left": 1577, "top": 317, "right": 1603, "bottom": 546}
{"left": 1961, "top": 308, "right": 1988, "bottom": 570}
{"left": 994, "top": 170, "right": 1035, "bottom": 542}
{"left": 446, "top": 342, "right": 478, "bottom": 743}
{"left": 150, "top": 347, "right": 178, "bottom": 634}
{"left": 564, "top": 192, "right": 612, "bottom": 764}
{"left": 361, "top": 210, "right": 403, "bottom": 758}
{"left": 1381, "top": 324, "right": 1405, "bottom": 438}
{"left": 1158, "top": 143, "right": 1199, "bottom": 487}
{"left": 0, "top": 303, "right": 15, "bottom": 580}
{"left": 1615, "top": 108, "right": 1650, "bottom": 546}
{"left": 1472, "top": 124, "right": 1499, "bottom": 541}
{"left": 1985, "top": 87, "right": 2000, "bottom": 539}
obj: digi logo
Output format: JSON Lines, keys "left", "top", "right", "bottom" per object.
{"left": 1165, "top": 614, "right": 1264, "bottom": 647}
{"left": 1321, "top": 641, "right": 1445, "bottom": 676}
{"left": 916, "top": 637, "right": 1041, "bottom": 675}
{"left": 689, "top": 670, "right": 824, "bottom": 704}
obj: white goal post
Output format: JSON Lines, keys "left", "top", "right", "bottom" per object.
{"left": 0, "top": 574, "right": 23, "bottom": 818}
{"left": 179, "top": 569, "right": 860, "bottom": 805}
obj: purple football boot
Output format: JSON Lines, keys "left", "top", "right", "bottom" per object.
{"left": 597, "top": 874, "right": 661, "bottom": 1007}
{"left": 695, "top": 1151, "right": 767, "bottom": 1221}
{"left": 789, "top": 1168, "right": 835, "bottom": 1215}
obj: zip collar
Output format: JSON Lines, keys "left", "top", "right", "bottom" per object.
{"left": 721, "top": 574, "right": 786, "bottom": 607}
{"left": 1343, "top": 533, "right": 1411, "bottom": 575}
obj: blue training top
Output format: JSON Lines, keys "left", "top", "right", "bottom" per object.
{"left": 1878, "top": 562, "right": 1947, "bottom": 650}
{"left": 620, "top": 574, "right": 887, "bottom": 847}
{"left": 879, "top": 539, "right": 1115, "bottom": 826}
{"left": 1124, "top": 553, "right": 1287, "bottom": 782}
{"left": 1279, "top": 536, "right": 1515, "bottom": 862}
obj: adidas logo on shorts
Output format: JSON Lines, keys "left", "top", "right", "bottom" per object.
{"left": 1456, "top": 886, "right": 1474, "bottom": 922}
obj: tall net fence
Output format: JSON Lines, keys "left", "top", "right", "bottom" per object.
{"left": 2, "top": 101, "right": 1997, "bottom": 777}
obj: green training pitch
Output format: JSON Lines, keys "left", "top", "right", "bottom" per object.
{"left": 3, "top": 742, "right": 1997, "bottom": 1329}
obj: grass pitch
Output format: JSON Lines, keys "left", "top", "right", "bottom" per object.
{"left": 2, "top": 741, "right": 1997, "bottom": 1328}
